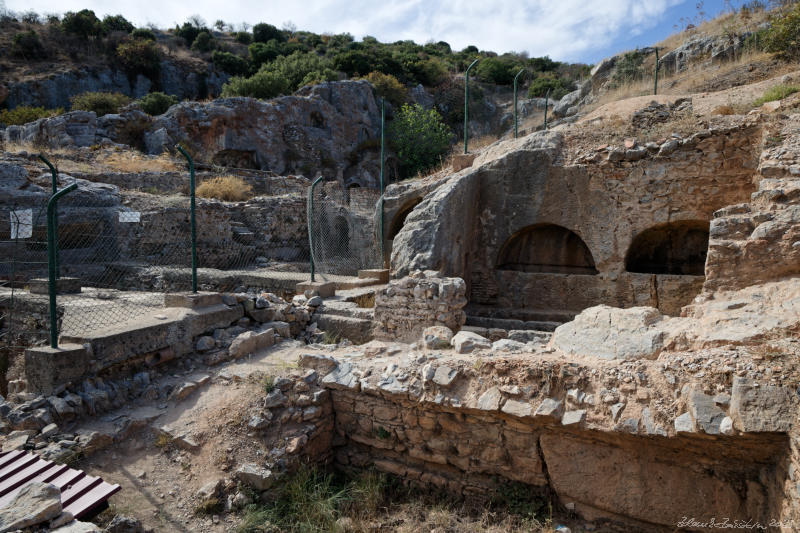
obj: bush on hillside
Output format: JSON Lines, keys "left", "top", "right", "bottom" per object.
{"left": 191, "top": 31, "right": 215, "bottom": 52}
{"left": 234, "top": 31, "right": 252, "bottom": 45}
{"left": 70, "top": 92, "right": 131, "bottom": 116}
{"left": 763, "top": 3, "right": 800, "bottom": 59}
{"left": 131, "top": 28, "right": 156, "bottom": 41}
{"left": 527, "top": 75, "right": 572, "bottom": 100}
{"left": 0, "top": 106, "right": 63, "bottom": 126}
{"left": 475, "top": 56, "right": 523, "bottom": 85}
{"left": 249, "top": 40, "right": 281, "bottom": 68}
{"left": 102, "top": 14, "right": 134, "bottom": 34}
{"left": 196, "top": 176, "right": 253, "bottom": 201}
{"left": 61, "top": 9, "right": 104, "bottom": 39}
{"left": 389, "top": 103, "right": 454, "bottom": 178}
{"left": 139, "top": 92, "right": 178, "bottom": 115}
{"left": 212, "top": 50, "right": 249, "bottom": 75}
{"left": 612, "top": 49, "right": 646, "bottom": 85}
{"left": 116, "top": 40, "right": 162, "bottom": 79}
{"left": 174, "top": 19, "right": 209, "bottom": 47}
{"left": 221, "top": 69, "right": 289, "bottom": 99}
{"left": 299, "top": 69, "right": 339, "bottom": 87}
{"left": 253, "top": 22, "right": 283, "bottom": 43}
{"left": 12, "top": 30, "right": 46, "bottom": 59}
{"left": 363, "top": 71, "right": 406, "bottom": 107}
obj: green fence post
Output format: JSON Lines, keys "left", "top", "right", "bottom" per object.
{"left": 464, "top": 59, "right": 479, "bottom": 154}
{"left": 38, "top": 154, "right": 61, "bottom": 278}
{"left": 379, "top": 98, "right": 385, "bottom": 266}
{"left": 544, "top": 88, "right": 551, "bottom": 130}
{"left": 653, "top": 48, "right": 660, "bottom": 96}
{"left": 513, "top": 69, "right": 525, "bottom": 139}
{"left": 307, "top": 176, "right": 324, "bottom": 282}
{"left": 47, "top": 182, "right": 78, "bottom": 348}
{"left": 176, "top": 146, "right": 198, "bottom": 293}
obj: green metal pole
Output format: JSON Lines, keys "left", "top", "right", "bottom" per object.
{"left": 379, "top": 98, "right": 385, "bottom": 267}
{"left": 307, "top": 176, "right": 324, "bottom": 282}
{"left": 176, "top": 145, "right": 198, "bottom": 293}
{"left": 654, "top": 48, "right": 659, "bottom": 96}
{"left": 47, "top": 182, "right": 78, "bottom": 348}
{"left": 464, "top": 59, "right": 479, "bottom": 154}
{"left": 513, "top": 69, "right": 525, "bottom": 139}
{"left": 38, "top": 154, "right": 60, "bottom": 278}
{"left": 544, "top": 88, "right": 550, "bottom": 130}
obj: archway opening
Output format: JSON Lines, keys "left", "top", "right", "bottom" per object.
{"left": 497, "top": 224, "right": 598, "bottom": 275}
{"left": 388, "top": 198, "right": 422, "bottom": 240}
{"left": 625, "top": 220, "right": 709, "bottom": 275}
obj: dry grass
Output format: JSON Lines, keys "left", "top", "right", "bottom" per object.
{"left": 97, "top": 151, "right": 180, "bottom": 173}
{"left": 196, "top": 176, "right": 254, "bottom": 202}
{"left": 656, "top": 6, "right": 771, "bottom": 53}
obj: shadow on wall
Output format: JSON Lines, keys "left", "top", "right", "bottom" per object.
{"left": 625, "top": 220, "right": 710, "bottom": 276}
{"left": 496, "top": 224, "right": 598, "bottom": 275}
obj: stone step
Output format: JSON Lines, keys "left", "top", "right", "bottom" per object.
{"left": 462, "top": 325, "right": 552, "bottom": 344}
{"left": 315, "top": 300, "right": 374, "bottom": 320}
{"left": 314, "top": 314, "right": 373, "bottom": 345}
{"left": 465, "top": 315, "right": 562, "bottom": 332}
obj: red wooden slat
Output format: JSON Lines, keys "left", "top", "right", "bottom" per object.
{"left": 0, "top": 450, "right": 120, "bottom": 520}
{"left": 65, "top": 483, "right": 121, "bottom": 519}
{"left": 0, "top": 463, "right": 69, "bottom": 508}
{"left": 61, "top": 476, "right": 102, "bottom": 506}
{"left": 0, "top": 454, "right": 37, "bottom": 478}
{"left": 0, "top": 459, "right": 58, "bottom": 495}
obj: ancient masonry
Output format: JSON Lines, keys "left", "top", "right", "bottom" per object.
{"left": 1, "top": 79, "right": 800, "bottom": 532}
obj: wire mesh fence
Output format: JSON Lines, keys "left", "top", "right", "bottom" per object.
{"left": 308, "top": 181, "right": 383, "bottom": 277}
{"left": 0, "top": 159, "right": 385, "bottom": 373}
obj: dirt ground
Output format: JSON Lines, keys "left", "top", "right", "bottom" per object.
{"left": 80, "top": 340, "right": 307, "bottom": 532}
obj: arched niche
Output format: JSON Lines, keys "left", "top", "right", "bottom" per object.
{"left": 388, "top": 198, "right": 422, "bottom": 240}
{"left": 625, "top": 220, "right": 709, "bottom": 275}
{"left": 497, "top": 224, "right": 598, "bottom": 275}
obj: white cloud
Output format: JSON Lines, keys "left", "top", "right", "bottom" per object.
{"left": 8, "top": 0, "right": 684, "bottom": 62}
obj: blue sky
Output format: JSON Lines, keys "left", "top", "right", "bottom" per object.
{"left": 5, "top": 0, "right": 751, "bottom": 65}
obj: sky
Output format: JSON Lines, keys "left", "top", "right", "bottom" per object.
{"left": 5, "top": 0, "right": 749, "bottom": 64}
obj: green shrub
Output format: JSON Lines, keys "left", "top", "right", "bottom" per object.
{"left": 389, "top": 103, "right": 454, "bottom": 178}
{"left": 0, "top": 106, "right": 63, "bottom": 126}
{"left": 70, "top": 92, "right": 131, "bottom": 116}
{"left": 139, "top": 92, "right": 178, "bottom": 115}
{"left": 612, "top": 49, "right": 646, "bottom": 85}
{"left": 256, "top": 51, "right": 333, "bottom": 91}
{"left": 102, "top": 14, "right": 134, "bottom": 34}
{"left": 191, "top": 31, "right": 215, "bottom": 52}
{"left": 253, "top": 22, "right": 283, "bottom": 43}
{"left": 21, "top": 11, "right": 40, "bottom": 24}
{"left": 753, "top": 84, "right": 800, "bottom": 106}
{"left": 174, "top": 20, "right": 209, "bottom": 47}
{"left": 249, "top": 40, "right": 280, "bottom": 68}
{"left": 12, "top": 30, "right": 46, "bottom": 59}
{"left": 61, "top": 9, "right": 104, "bottom": 39}
{"left": 363, "top": 71, "right": 406, "bottom": 107}
{"left": 300, "top": 68, "right": 338, "bottom": 87}
{"left": 131, "top": 28, "right": 156, "bottom": 41}
{"left": 234, "top": 31, "right": 252, "bottom": 45}
{"left": 222, "top": 69, "right": 289, "bottom": 99}
{"left": 116, "top": 40, "right": 161, "bottom": 78}
{"left": 527, "top": 75, "right": 571, "bottom": 100}
{"left": 410, "top": 57, "right": 449, "bottom": 86}
{"left": 475, "top": 56, "right": 521, "bottom": 85}
{"left": 212, "top": 50, "right": 249, "bottom": 75}
{"left": 764, "top": 3, "right": 800, "bottom": 59}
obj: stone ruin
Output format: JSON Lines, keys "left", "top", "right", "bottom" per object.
{"left": 1, "top": 82, "right": 800, "bottom": 532}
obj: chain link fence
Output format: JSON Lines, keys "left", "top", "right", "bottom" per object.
{"left": 0, "top": 157, "right": 385, "bottom": 389}
{"left": 308, "top": 181, "right": 383, "bottom": 277}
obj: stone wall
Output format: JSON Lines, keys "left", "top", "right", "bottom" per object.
{"left": 392, "top": 119, "right": 761, "bottom": 320}
{"left": 373, "top": 271, "right": 467, "bottom": 342}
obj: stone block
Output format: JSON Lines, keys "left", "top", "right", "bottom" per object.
{"left": 164, "top": 292, "right": 222, "bottom": 308}
{"left": 358, "top": 269, "right": 390, "bottom": 283}
{"left": 25, "top": 344, "right": 89, "bottom": 395}
{"left": 28, "top": 277, "right": 81, "bottom": 295}
{"left": 451, "top": 153, "right": 476, "bottom": 172}
{"left": 296, "top": 281, "right": 335, "bottom": 298}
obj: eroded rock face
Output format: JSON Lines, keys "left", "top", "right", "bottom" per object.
{"left": 0, "top": 482, "right": 61, "bottom": 531}
{"left": 145, "top": 81, "right": 381, "bottom": 184}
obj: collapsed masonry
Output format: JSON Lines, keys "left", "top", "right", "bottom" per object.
{"left": 2, "top": 92, "right": 800, "bottom": 531}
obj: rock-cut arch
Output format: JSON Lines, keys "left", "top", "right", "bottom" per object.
{"left": 625, "top": 220, "right": 709, "bottom": 275}
{"left": 497, "top": 224, "right": 598, "bottom": 275}
{"left": 388, "top": 198, "right": 422, "bottom": 240}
